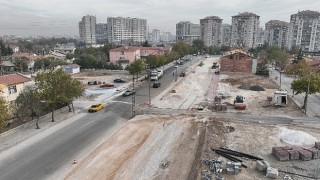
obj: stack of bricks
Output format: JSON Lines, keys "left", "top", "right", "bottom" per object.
{"left": 272, "top": 143, "right": 320, "bottom": 161}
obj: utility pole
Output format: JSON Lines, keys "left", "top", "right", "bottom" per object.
{"left": 148, "top": 68, "right": 151, "bottom": 105}
{"left": 175, "top": 67, "right": 178, "bottom": 82}
{"left": 304, "top": 72, "right": 312, "bottom": 115}
{"left": 132, "top": 75, "right": 136, "bottom": 117}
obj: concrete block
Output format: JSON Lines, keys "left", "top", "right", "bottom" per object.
{"left": 215, "top": 175, "right": 224, "bottom": 180}
{"left": 233, "top": 162, "right": 242, "bottom": 167}
{"left": 226, "top": 161, "right": 233, "bottom": 168}
{"left": 226, "top": 167, "right": 235, "bottom": 175}
{"left": 299, "top": 150, "right": 312, "bottom": 161}
{"left": 287, "top": 150, "right": 299, "bottom": 160}
{"left": 292, "top": 145, "right": 304, "bottom": 151}
{"left": 256, "top": 160, "right": 270, "bottom": 172}
{"left": 305, "top": 148, "right": 320, "bottom": 159}
{"left": 282, "top": 146, "right": 293, "bottom": 150}
{"left": 234, "top": 166, "right": 240, "bottom": 174}
{"left": 315, "top": 142, "right": 320, "bottom": 150}
{"left": 272, "top": 147, "right": 283, "bottom": 155}
{"left": 266, "top": 166, "right": 278, "bottom": 179}
{"left": 273, "top": 149, "right": 290, "bottom": 161}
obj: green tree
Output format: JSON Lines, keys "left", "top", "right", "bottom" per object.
{"left": 142, "top": 41, "right": 151, "bottom": 47}
{"left": 192, "top": 39, "right": 205, "bottom": 54}
{"left": 0, "top": 96, "right": 12, "bottom": 129}
{"left": 34, "top": 69, "right": 84, "bottom": 122}
{"left": 14, "top": 57, "right": 29, "bottom": 72}
{"left": 15, "top": 87, "right": 43, "bottom": 129}
{"left": 262, "top": 46, "right": 289, "bottom": 69}
{"left": 291, "top": 71, "right": 320, "bottom": 110}
{"left": 285, "top": 59, "right": 309, "bottom": 77}
{"left": 172, "top": 41, "right": 191, "bottom": 58}
{"left": 127, "top": 59, "right": 145, "bottom": 79}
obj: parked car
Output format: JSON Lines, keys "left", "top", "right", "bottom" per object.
{"left": 179, "top": 61, "right": 184, "bottom": 65}
{"left": 153, "top": 82, "right": 161, "bottom": 88}
{"left": 100, "top": 83, "right": 114, "bottom": 88}
{"left": 88, "top": 81, "right": 100, "bottom": 85}
{"left": 122, "top": 89, "right": 136, "bottom": 96}
{"left": 180, "top": 72, "right": 186, "bottom": 77}
{"left": 113, "top": 79, "right": 126, "bottom": 83}
{"left": 174, "top": 65, "right": 179, "bottom": 68}
{"left": 88, "top": 104, "right": 104, "bottom": 112}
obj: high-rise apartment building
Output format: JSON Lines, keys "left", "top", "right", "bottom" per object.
{"left": 79, "top": 15, "right": 96, "bottom": 44}
{"left": 288, "top": 10, "right": 320, "bottom": 52}
{"left": 176, "top": 21, "right": 200, "bottom": 45}
{"left": 221, "top": 24, "right": 231, "bottom": 46}
{"left": 200, "top": 16, "right": 222, "bottom": 47}
{"left": 160, "top": 32, "right": 175, "bottom": 43}
{"left": 151, "top": 29, "right": 161, "bottom": 43}
{"left": 231, "top": 12, "right": 260, "bottom": 48}
{"left": 265, "top": 20, "right": 289, "bottom": 49}
{"left": 107, "top": 17, "right": 147, "bottom": 45}
{"left": 96, "top": 23, "right": 108, "bottom": 44}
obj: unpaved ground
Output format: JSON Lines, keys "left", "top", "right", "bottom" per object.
{"left": 66, "top": 57, "right": 318, "bottom": 179}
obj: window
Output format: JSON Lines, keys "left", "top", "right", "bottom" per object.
{"left": 8, "top": 85, "right": 17, "bottom": 94}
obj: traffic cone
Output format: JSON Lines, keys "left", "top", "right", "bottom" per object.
{"left": 72, "top": 158, "right": 77, "bottom": 164}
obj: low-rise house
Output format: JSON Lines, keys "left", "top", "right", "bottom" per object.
{"left": 109, "top": 46, "right": 171, "bottom": 65}
{"left": 220, "top": 49, "right": 257, "bottom": 74}
{"left": 8, "top": 45, "right": 19, "bottom": 53}
{"left": 109, "top": 46, "right": 141, "bottom": 65}
{"left": 1, "top": 61, "right": 16, "bottom": 73}
{"left": 64, "top": 64, "right": 81, "bottom": 74}
{"left": 0, "top": 73, "right": 31, "bottom": 103}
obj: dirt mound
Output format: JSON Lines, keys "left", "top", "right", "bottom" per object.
{"left": 249, "top": 85, "right": 265, "bottom": 91}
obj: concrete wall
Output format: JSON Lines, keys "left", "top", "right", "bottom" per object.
{"left": 1, "top": 83, "right": 27, "bottom": 102}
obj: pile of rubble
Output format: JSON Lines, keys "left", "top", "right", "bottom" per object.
{"left": 272, "top": 142, "right": 320, "bottom": 161}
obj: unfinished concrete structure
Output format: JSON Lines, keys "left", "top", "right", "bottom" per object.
{"left": 220, "top": 49, "right": 257, "bottom": 73}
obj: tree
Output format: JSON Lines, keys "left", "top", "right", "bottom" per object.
{"left": 127, "top": 59, "right": 145, "bottom": 79}
{"left": 285, "top": 59, "right": 309, "bottom": 77}
{"left": 262, "top": 46, "right": 289, "bottom": 69}
{"left": 192, "top": 39, "right": 205, "bottom": 54}
{"left": 142, "top": 41, "right": 151, "bottom": 47}
{"left": 15, "top": 87, "right": 43, "bottom": 129}
{"left": 34, "top": 69, "right": 84, "bottom": 122}
{"left": 172, "top": 41, "right": 191, "bottom": 58}
{"left": 14, "top": 57, "right": 29, "bottom": 72}
{"left": 0, "top": 96, "right": 12, "bottom": 129}
{"left": 291, "top": 71, "right": 320, "bottom": 110}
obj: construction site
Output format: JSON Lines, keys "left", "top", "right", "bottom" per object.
{"left": 66, "top": 56, "right": 320, "bottom": 180}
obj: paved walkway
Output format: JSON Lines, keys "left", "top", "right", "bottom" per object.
{"left": 207, "top": 74, "right": 220, "bottom": 101}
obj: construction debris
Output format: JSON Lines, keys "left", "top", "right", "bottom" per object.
{"left": 249, "top": 85, "right": 265, "bottom": 91}
{"left": 256, "top": 160, "right": 270, "bottom": 172}
{"left": 266, "top": 166, "right": 279, "bottom": 179}
{"left": 315, "top": 142, "right": 320, "bottom": 150}
{"left": 201, "top": 158, "right": 223, "bottom": 180}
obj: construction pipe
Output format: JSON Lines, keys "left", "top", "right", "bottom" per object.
{"left": 219, "top": 147, "right": 263, "bottom": 160}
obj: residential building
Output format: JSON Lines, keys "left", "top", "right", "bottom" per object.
{"left": 176, "top": 21, "right": 200, "bottom": 45}
{"left": 151, "top": 29, "right": 161, "bottom": 43}
{"left": 79, "top": 15, "right": 97, "bottom": 44}
{"left": 8, "top": 45, "right": 19, "bottom": 53}
{"left": 160, "top": 32, "right": 175, "bottom": 43}
{"left": 288, "top": 10, "right": 320, "bottom": 52}
{"left": 64, "top": 64, "right": 81, "bottom": 74}
{"left": 256, "top": 27, "right": 265, "bottom": 47}
{"left": 109, "top": 46, "right": 170, "bottom": 64}
{"left": 220, "top": 49, "right": 257, "bottom": 74}
{"left": 107, "top": 17, "right": 147, "bottom": 45}
{"left": 0, "top": 61, "right": 16, "bottom": 74}
{"left": 200, "top": 16, "right": 223, "bottom": 47}
{"left": 221, "top": 24, "right": 232, "bottom": 46}
{"left": 96, "top": 23, "right": 108, "bottom": 44}
{"left": 231, "top": 12, "right": 260, "bottom": 48}
{"left": 265, "top": 20, "right": 290, "bottom": 49}
{"left": 0, "top": 73, "right": 31, "bottom": 102}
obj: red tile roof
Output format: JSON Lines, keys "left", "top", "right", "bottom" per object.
{"left": 0, "top": 73, "right": 31, "bottom": 86}
{"left": 109, "top": 46, "right": 140, "bottom": 52}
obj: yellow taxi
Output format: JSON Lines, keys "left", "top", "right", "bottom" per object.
{"left": 88, "top": 104, "right": 104, "bottom": 112}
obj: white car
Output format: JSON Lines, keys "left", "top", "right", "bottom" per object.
{"left": 174, "top": 65, "right": 179, "bottom": 68}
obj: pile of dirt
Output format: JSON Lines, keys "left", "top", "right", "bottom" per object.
{"left": 249, "top": 85, "right": 265, "bottom": 91}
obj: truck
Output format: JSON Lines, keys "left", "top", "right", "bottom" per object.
{"left": 150, "top": 69, "right": 163, "bottom": 81}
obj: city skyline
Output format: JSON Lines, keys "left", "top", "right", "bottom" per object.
{"left": 0, "top": 0, "right": 320, "bottom": 36}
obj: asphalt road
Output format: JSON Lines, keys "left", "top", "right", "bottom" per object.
{"left": 0, "top": 55, "right": 203, "bottom": 180}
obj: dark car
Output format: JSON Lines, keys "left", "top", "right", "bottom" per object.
{"left": 179, "top": 61, "right": 184, "bottom": 65}
{"left": 153, "top": 82, "right": 161, "bottom": 88}
{"left": 113, "top": 79, "right": 126, "bottom": 83}
{"left": 122, "top": 89, "right": 136, "bottom": 96}
{"left": 180, "top": 72, "right": 186, "bottom": 77}
{"left": 88, "top": 81, "right": 98, "bottom": 85}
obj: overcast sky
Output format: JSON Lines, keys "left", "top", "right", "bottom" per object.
{"left": 0, "top": 0, "right": 319, "bottom": 36}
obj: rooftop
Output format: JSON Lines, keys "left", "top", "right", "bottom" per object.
{"left": 233, "top": 12, "right": 260, "bottom": 17}
{"left": 109, "top": 46, "right": 140, "bottom": 52}
{"left": 0, "top": 73, "right": 31, "bottom": 86}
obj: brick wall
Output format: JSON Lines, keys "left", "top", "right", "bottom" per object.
{"left": 220, "top": 53, "right": 253, "bottom": 73}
